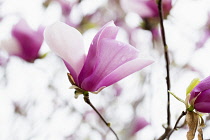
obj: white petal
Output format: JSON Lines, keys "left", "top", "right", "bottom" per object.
{"left": 44, "top": 22, "right": 86, "bottom": 77}
{"left": 0, "top": 37, "right": 21, "bottom": 55}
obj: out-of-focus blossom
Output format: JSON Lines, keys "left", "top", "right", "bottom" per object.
{"left": 43, "top": 0, "right": 75, "bottom": 16}
{"left": 130, "top": 117, "right": 149, "bottom": 136}
{"left": 151, "top": 27, "right": 160, "bottom": 41}
{"left": 120, "top": 0, "right": 172, "bottom": 19}
{"left": 196, "top": 13, "right": 210, "bottom": 49}
{"left": 189, "top": 76, "right": 210, "bottom": 113}
{"left": 113, "top": 84, "right": 123, "bottom": 96}
{"left": 44, "top": 21, "right": 153, "bottom": 93}
{"left": 120, "top": 0, "right": 172, "bottom": 42}
{"left": 1, "top": 20, "right": 44, "bottom": 62}
{"left": 0, "top": 50, "right": 8, "bottom": 66}
{"left": 57, "top": 0, "right": 72, "bottom": 17}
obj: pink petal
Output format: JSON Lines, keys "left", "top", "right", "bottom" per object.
{"left": 80, "top": 39, "right": 153, "bottom": 92}
{"left": 190, "top": 76, "right": 210, "bottom": 101}
{"left": 121, "top": 0, "right": 171, "bottom": 18}
{"left": 196, "top": 31, "right": 210, "bottom": 49}
{"left": 162, "top": 0, "right": 172, "bottom": 17}
{"left": 96, "top": 58, "right": 153, "bottom": 90}
{"left": 12, "top": 19, "right": 43, "bottom": 62}
{"left": 194, "top": 89, "right": 210, "bottom": 113}
{"left": 0, "top": 50, "right": 9, "bottom": 66}
{"left": 120, "top": 0, "right": 156, "bottom": 18}
{"left": 58, "top": 0, "right": 72, "bottom": 16}
{"left": 194, "top": 102, "right": 210, "bottom": 113}
{"left": 44, "top": 22, "right": 86, "bottom": 82}
{"left": 78, "top": 21, "right": 119, "bottom": 85}
{"left": 131, "top": 117, "right": 149, "bottom": 135}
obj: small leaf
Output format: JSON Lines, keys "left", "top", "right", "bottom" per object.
{"left": 39, "top": 52, "right": 48, "bottom": 59}
{"left": 168, "top": 90, "right": 185, "bottom": 104}
{"left": 74, "top": 91, "right": 83, "bottom": 99}
{"left": 186, "top": 78, "right": 200, "bottom": 95}
{"left": 186, "top": 111, "right": 199, "bottom": 140}
{"left": 67, "top": 73, "right": 76, "bottom": 85}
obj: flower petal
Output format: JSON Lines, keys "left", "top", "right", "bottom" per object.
{"left": 44, "top": 21, "right": 86, "bottom": 83}
{"left": 120, "top": 0, "right": 157, "bottom": 18}
{"left": 12, "top": 19, "right": 43, "bottom": 62}
{"left": 80, "top": 38, "right": 153, "bottom": 91}
{"left": 1, "top": 37, "right": 22, "bottom": 56}
{"left": 194, "top": 102, "right": 210, "bottom": 113}
{"left": 95, "top": 58, "right": 153, "bottom": 90}
{"left": 0, "top": 50, "right": 9, "bottom": 66}
{"left": 78, "top": 21, "right": 119, "bottom": 84}
{"left": 190, "top": 76, "right": 210, "bottom": 101}
{"left": 131, "top": 117, "right": 149, "bottom": 136}
{"left": 194, "top": 89, "right": 210, "bottom": 113}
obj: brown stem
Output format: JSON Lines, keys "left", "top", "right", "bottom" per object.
{"left": 167, "top": 111, "right": 187, "bottom": 139}
{"left": 83, "top": 93, "right": 119, "bottom": 140}
{"left": 157, "top": 0, "right": 171, "bottom": 139}
{"left": 157, "top": 0, "right": 171, "bottom": 136}
{"left": 157, "top": 127, "right": 172, "bottom": 140}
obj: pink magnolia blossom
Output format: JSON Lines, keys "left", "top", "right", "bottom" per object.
{"left": 0, "top": 50, "right": 8, "bottom": 66}
{"left": 113, "top": 84, "right": 123, "bottom": 96}
{"left": 120, "top": 0, "right": 172, "bottom": 19}
{"left": 44, "top": 21, "right": 153, "bottom": 92}
{"left": 130, "top": 117, "right": 149, "bottom": 136}
{"left": 1, "top": 20, "right": 44, "bottom": 62}
{"left": 120, "top": 0, "right": 172, "bottom": 42}
{"left": 57, "top": 0, "right": 72, "bottom": 17}
{"left": 189, "top": 76, "right": 210, "bottom": 113}
{"left": 43, "top": 0, "right": 73, "bottom": 16}
{"left": 196, "top": 13, "right": 210, "bottom": 49}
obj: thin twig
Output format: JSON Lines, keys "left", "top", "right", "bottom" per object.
{"left": 83, "top": 94, "right": 119, "bottom": 140}
{"left": 157, "top": 0, "right": 171, "bottom": 139}
{"left": 167, "top": 111, "right": 187, "bottom": 139}
{"left": 157, "top": 0, "right": 171, "bottom": 135}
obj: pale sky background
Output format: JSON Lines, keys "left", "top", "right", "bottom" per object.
{"left": 0, "top": 0, "right": 210, "bottom": 140}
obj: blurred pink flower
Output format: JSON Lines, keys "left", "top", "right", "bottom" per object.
{"left": 57, "top": 0, "right": 72, "bottom": 17}
{"left": 113, "top": 84, "right": 123, "bottom": 96}
{"left": 196, "top": 31, "right": 210, "bottom": 49}
{"left": 131, "top": 117, "right": 149, "bottom": 135}
{"left": 0, "top": 50, "right": 8, "bottom": 66}
{"left": 120, "top": 0, "right": 172, "bottom": 19}
{"left": 196, "top": 13, "right": 210, "bottom": 49}
{"left": 120, "top": 0, "right": 172, "bottom": 43}
{"left": 151, "top": 27, "right": 160, "bottom": 40}
{"left": 44, "top": 21, "right": 153, "bottom": 92}
{"left": 189, "top": 76, "right": 210, "bottom": 113}
{"left": 1, "top": 20, "right": 44, "bottom": 62}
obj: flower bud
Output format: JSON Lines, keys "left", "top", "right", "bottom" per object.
{"left": 189, "top": 76, "right": 210, "bottom": 113}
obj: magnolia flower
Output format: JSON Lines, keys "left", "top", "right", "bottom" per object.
{"left": 0, "top": 50, "right": 8, "bottom": 66}
{"left": 120, "top": 0, "right": 172, "bottom": 43}
{"left": 57, "top": 0, "right": 72, "bottom": 17}
{"left": 43, "top": 0, "right": 73, "bottom": 16}
{"left": 120, "top": 0, "right": 172, "bottom": 19}
{"left": 1, "top": 20, "right": 44, "bottom": 62}
{"left": 130, "top": 117, "right": 149, "bottom": 136}
{"left": 196, "top": 13, "right": 210, "bottom": 49}
{"left": 44, "top": 21, "right": 153, "bottom": 93}
{"left": 189, "top": 76, "right": 210, "bottom": 113}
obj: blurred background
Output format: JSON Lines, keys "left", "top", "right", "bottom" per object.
{"left": 0, "top": 0, "right": 210, "bottom": 139}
